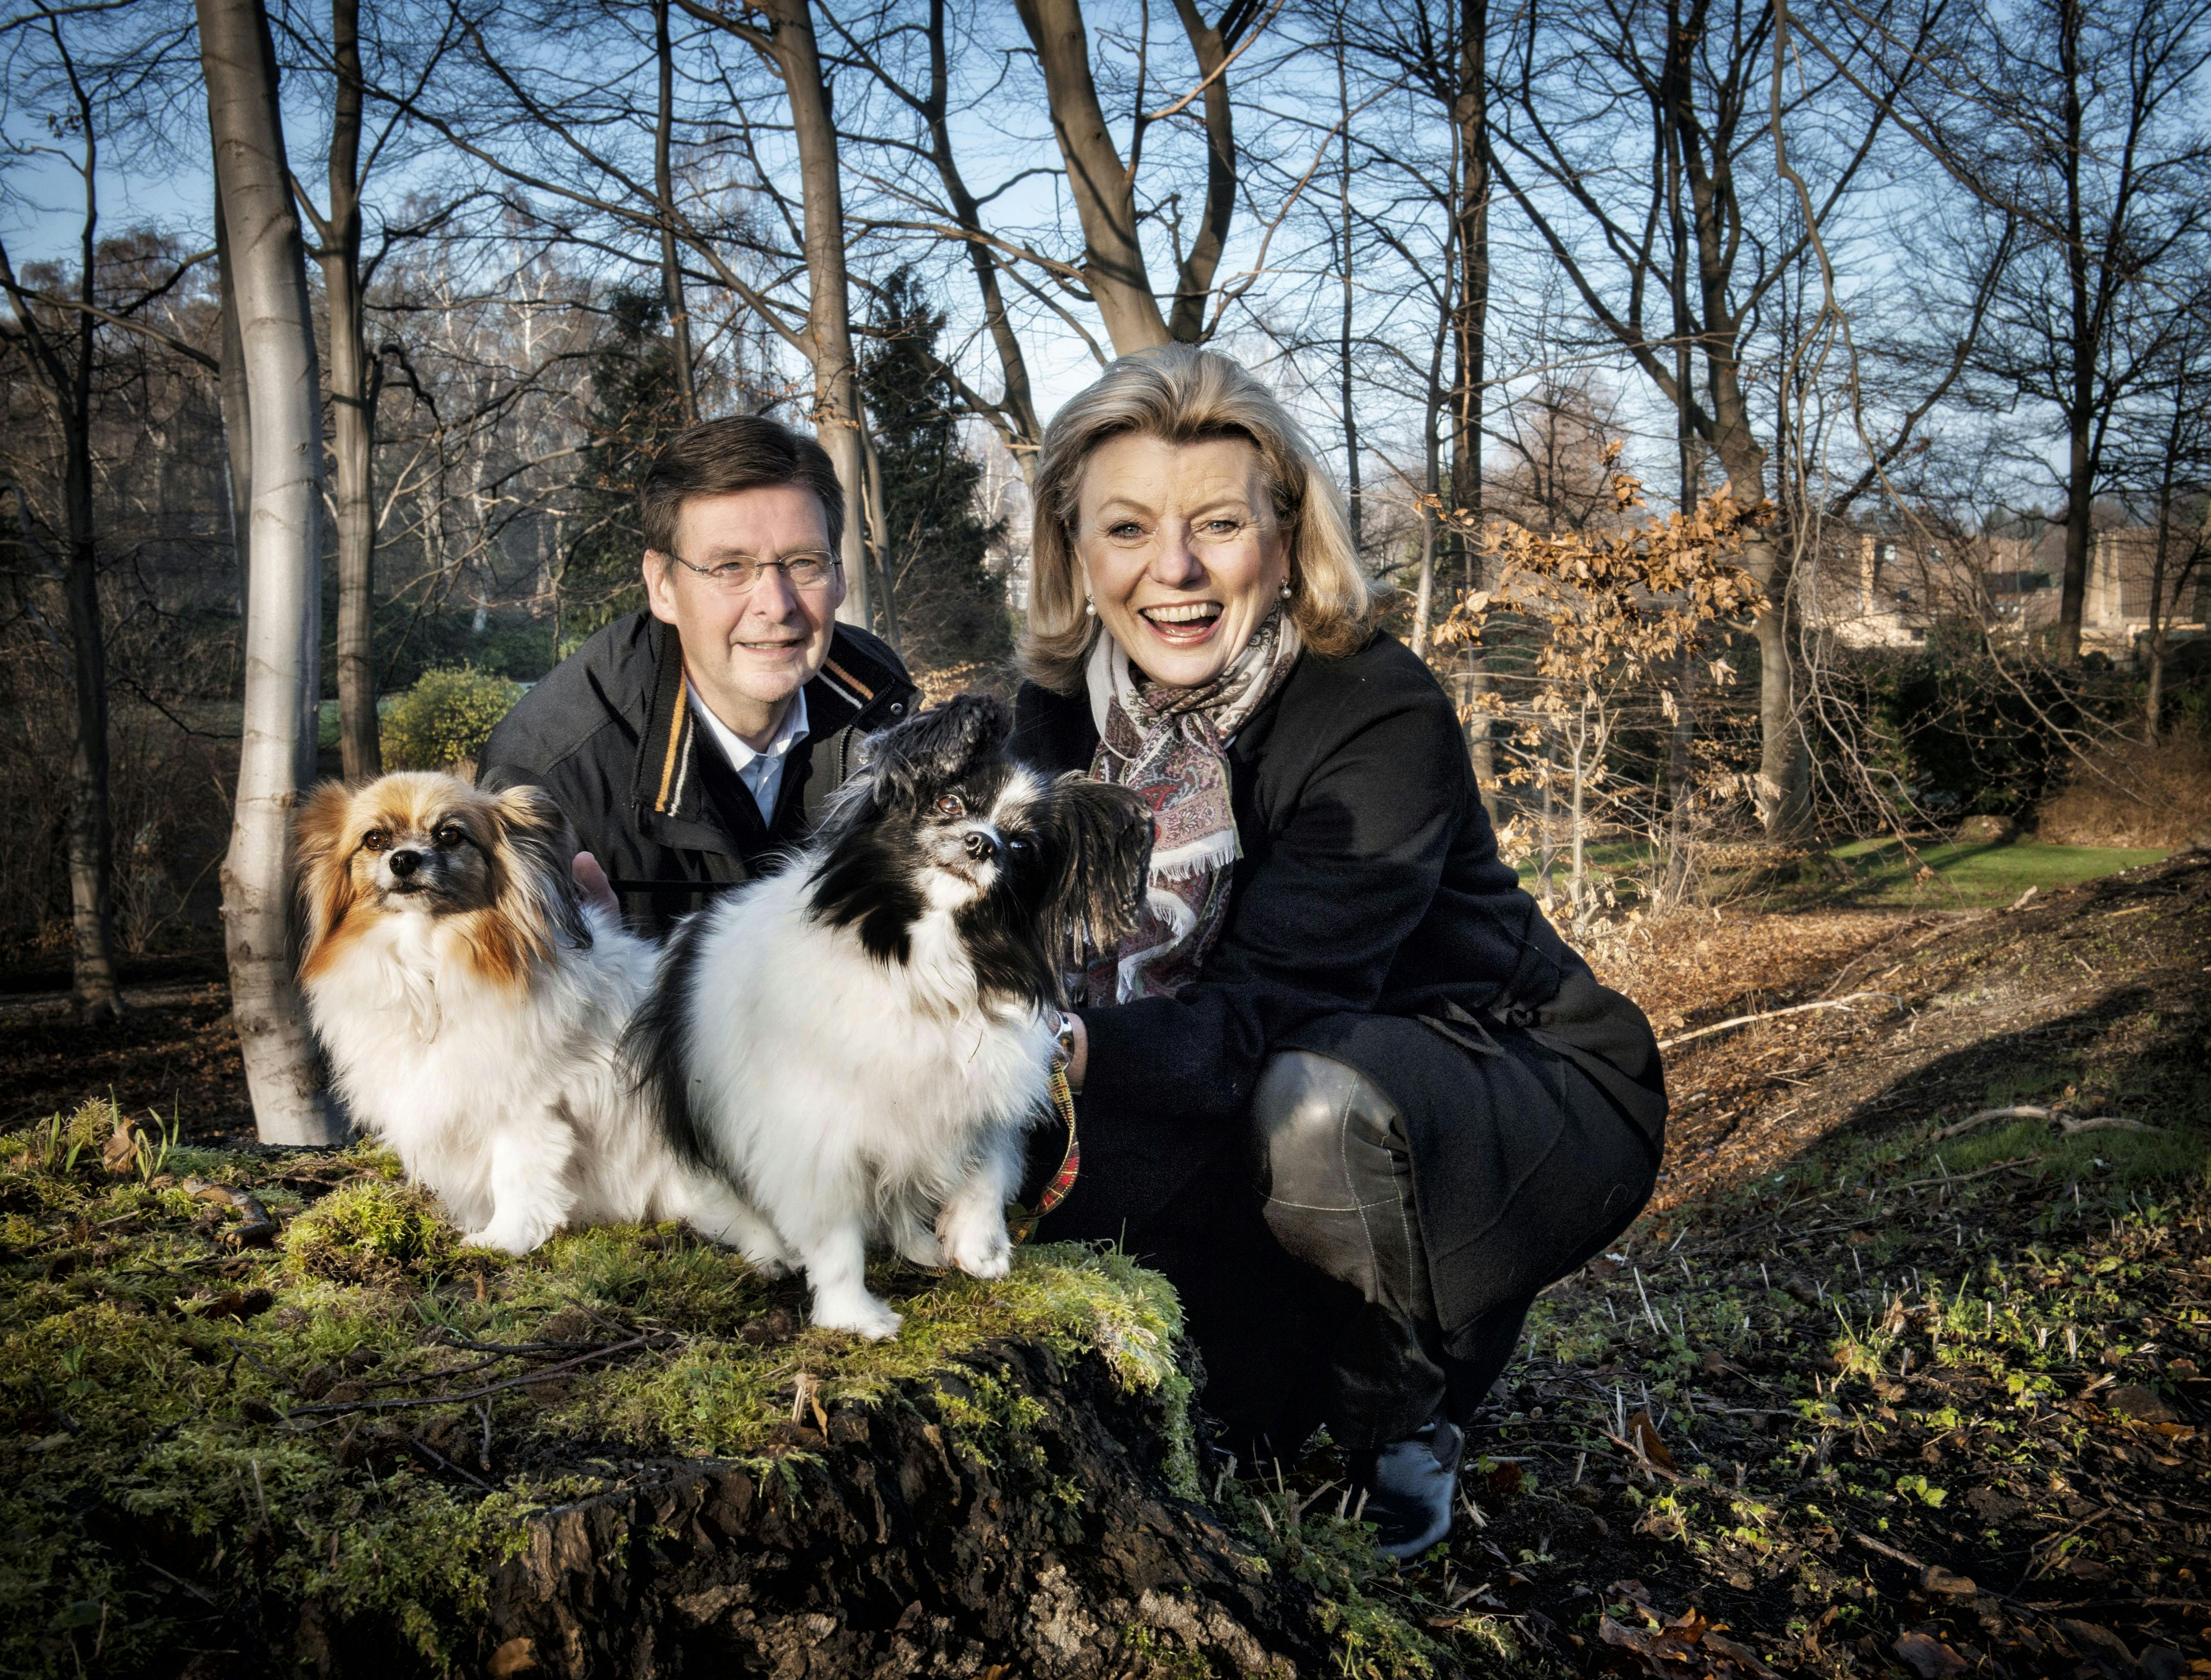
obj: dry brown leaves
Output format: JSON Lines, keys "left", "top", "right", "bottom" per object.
{"left": 1599, "top": 1581, "right": 1775, "bottom": 1680}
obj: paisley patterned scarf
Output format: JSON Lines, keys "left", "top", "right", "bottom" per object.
{"left": 1078, "top": 607, "right": 1302, "bottom": 1003}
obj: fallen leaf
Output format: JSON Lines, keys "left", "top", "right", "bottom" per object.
{"left": 1703, "top": 1630, "right": 1777, "bottom": 1677}
{"left": 1629, "top": 1410, "right": 1678, "bottom": 1472}
{"left": 2103, "top": 1384, "right": 2184, "bottom": 1424}
{"left": 1894, "top": 1632, "right": 1967, "bottom": 1679}
{"left": 1921, "top": 1565, "right": 1977, "bottom": 1597}
{"left": 101, "top": 1120, "right": 138, "bottom": 1175}
{"left": 2058, "top": 1621, "right": 2135, "bottom": 1668}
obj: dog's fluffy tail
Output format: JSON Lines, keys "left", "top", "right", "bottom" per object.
{"left": 621, "top": 910, "right": 719, "bottom": 1173}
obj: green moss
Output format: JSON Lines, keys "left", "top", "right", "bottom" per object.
{"left": 283, "top": 1179, "right": 474, "bottom": 1286}
{"left": 0, "top": 1127, "right": 1201, "bottom": 1676}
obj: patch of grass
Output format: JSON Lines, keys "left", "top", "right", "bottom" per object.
{"left": 1824, "top": 837, "right": 2168, "bottom": 906}
{"left": 0, "top": 1122, "right": 1196, "bottom": 1676}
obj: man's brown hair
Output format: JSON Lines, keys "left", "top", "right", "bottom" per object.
{"left": 639, "top": 414, "right": 845, "bottom": 559}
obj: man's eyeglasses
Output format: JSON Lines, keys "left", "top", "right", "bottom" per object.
{"left": 663, "top": 550, "right": 841, "bottom": 594}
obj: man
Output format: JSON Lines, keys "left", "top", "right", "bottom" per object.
{"left": 481, "top": 414, "right": 918, "bottom": 935}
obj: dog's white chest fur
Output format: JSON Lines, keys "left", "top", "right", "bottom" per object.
{"left": 303, "top": 904, "right": 767, "bottom": 1256}
{"left": 671, "top": 870, "right": 1053, "bottom": 1337}
{"left": 683, "top": 870, "right": 1052, "bottom": 1184}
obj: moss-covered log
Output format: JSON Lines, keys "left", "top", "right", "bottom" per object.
{"left": 2, "top": 1110, "right": 1434, "bottom": 1678}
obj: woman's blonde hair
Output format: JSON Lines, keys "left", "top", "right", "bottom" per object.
{"left": 1020, "top": 344, "right": 1372, "bottom": 693}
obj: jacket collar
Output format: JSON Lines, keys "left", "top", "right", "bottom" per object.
{"left": 630, "top": 617, "right": 915, "bottom": 838}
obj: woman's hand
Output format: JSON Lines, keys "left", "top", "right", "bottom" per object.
{"left": 573, "top": 851, "right": 620, "bottom": 918}
{"left": 1065, "top": 1012, "right": 1089, "bottom": 1092}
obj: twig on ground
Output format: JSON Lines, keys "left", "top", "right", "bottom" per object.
{"left": 1933, "top": 1107, "right": 2153, "bottom": 1140}
{"left": 1657, "top": 993, "right": 1901, "bottom": 1050}
{"left": 279, "top": 1332, "right": 670, "bottom": 1417}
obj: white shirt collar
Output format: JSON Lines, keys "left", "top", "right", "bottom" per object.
{"left": 685, "top": 680, "right": 809, "bottom": 772}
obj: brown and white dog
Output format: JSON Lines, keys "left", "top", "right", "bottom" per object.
{"left": 292, "top": 771, "right": 784, "bottom": 1258}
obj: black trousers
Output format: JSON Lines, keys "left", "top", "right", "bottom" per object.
{"left": 1038, "top": 1012, "right": 1661, "bottom": 1459}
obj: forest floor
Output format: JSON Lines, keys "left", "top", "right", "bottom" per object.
{"left": 2, "top": 848, "right": 2206, "bottom": 1678}
{"left": 1315, "top": 842, "right": 2211, "bottom": 1680}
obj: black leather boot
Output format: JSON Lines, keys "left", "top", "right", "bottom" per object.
{"left": 1345, "top": 1413, "right": 1463, "bottom": 1560}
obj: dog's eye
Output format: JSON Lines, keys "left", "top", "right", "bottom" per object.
{"left": 933, "top": 795, "right": 966, "bottom": 820}
{"left": 434, "top": 824, "right": 466, "bottom": 849}
{"left": 361, "top": 829, "right": 390, "bottom": 853}
{"left": 1005, "top": 835, "right": 1031, "bottom": 852}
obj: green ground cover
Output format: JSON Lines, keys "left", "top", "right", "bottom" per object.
{"left": 0, "top": 1106, "right": 1196, "bottom": 1676}
{"left": 1514, "top": 839, "right": 2168, "bottom": 910}
{"left": 1822, "top": 839, "right": 2171, "bottom": 907}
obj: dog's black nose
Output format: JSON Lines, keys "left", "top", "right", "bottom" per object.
{"left": 388, "top": 849, "right": 423, "bottom": 878}
{"left": 962, "top": 829, "right": 1000, "bottom": 863}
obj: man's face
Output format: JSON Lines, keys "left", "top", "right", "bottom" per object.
{"left": 642, "top": 486, "right": 846, "bottom": 737}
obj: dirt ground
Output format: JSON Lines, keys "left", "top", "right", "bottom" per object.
{"left": 5, "top": 853, "right": 2207, "bottom": 1680}
{"left": 1334, "top": 846, "right": 2211, "bottom": 1680}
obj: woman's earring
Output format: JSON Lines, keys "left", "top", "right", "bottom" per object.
{"left": 1084, "top": 596, "right": 1096, "bottom": 617}
{"left": 1279, "top": 579, "right": 1293, "bottom": 600}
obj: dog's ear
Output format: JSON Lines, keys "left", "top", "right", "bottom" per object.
{"left": 490, "top": 784, "right": 593, "bottom": 952}
{"left": 859, "top": 693, "right": 1010, "bottom": 805}
{"left": 1040, "top": 776, "right": 1154, "bottom": 953}
{"left": 292, "top": 780, "right": 360, "bottom": 974}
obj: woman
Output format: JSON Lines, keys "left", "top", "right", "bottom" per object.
{"left": 1013, "top": 346, "right": 1666, "bottom": 1560}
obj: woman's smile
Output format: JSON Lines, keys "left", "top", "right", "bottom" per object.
{"left": 1138, "top": 599, "right": 1226, "bottom": 645}
{"left": 1076, "top": 431, "right": 1288, "bottom": 688}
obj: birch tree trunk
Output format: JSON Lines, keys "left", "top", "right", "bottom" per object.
{"left": 756, "top": 0, "right": 871, "bottom": 629}
{"left": 214, "top": 174, "right": 254, "bottom": 625}
{"left": 200, "top": 0, "right": 347, "bottom": 1145}
{"left": 323, "top": 0, "right": 380, "bottom": 779}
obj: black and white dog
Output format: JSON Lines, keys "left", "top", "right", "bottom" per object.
{"left": 628, "top": 695, "right": 1152, "bottom": 1338}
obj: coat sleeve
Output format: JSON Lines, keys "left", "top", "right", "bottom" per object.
{"left": 1076, "top": 663, "right": 1471, "bottom": 1130}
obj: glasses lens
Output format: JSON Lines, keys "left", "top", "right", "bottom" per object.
{"left": 784, "top": 556, "right": 833, "bottom": 588}
{"left": 704, "top": 561, "right": 760, "bottom": 591}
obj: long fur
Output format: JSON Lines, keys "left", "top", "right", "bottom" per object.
{"left": 627, "top": 695, "right": 1152, "bottom": 1339}
{"left": 293, "top": 771, "right": 784, "bottom": 1258}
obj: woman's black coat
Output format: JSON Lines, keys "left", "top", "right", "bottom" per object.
{"left": 1012, "top": 632, "right": 1666, "bottom": 1343}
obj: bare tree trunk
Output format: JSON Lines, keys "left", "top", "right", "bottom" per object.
{"left": 60, "top": 332, "right": 121, "bottom": 1022}
{"left": 215, "top": 175, "right": 254, "bottom": 623}
{"left": 201, "top": 0, "right": 346, "bottom": 1145}
{"left": 0, "top": 54, "right": 125, "bottom": 1020}
{"left": 55, "top": 87, "right": 122, "bottom": 1022}
{"left": 654, "top": 0, "right": 699, "bottom": 425}
{"left": 920, "top": 0, "right": 1040, "bottom": 453}
{"left": 1010, "top": 0, "right": 1171, "bottom": 354}
{"left": 1454, "top": 0, "right": 1493, "bottom": 804}
{"left": 1708, "top": 366, "right": 1804, "bottom": 838}
{"left": 1334, "top": 44, "right": 1360, "bottom": 552}
{"left": 322, "top": 0, "right": 380, "bottom": 779}
{"left": 756, "top": 0, "right": 870, "bottom": 628}
{"left": 858, "top": 417, "right": 901, "bottom": 655}
{"left": 1164, "top": 0, "right": 1241, "bottom": 342}
{"left": 2144, "top": 495, "right": 2170, "bottom": 744}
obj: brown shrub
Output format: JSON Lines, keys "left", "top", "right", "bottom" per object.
{"left": 2034, "top": 733, "right": 2211, "bottom": 848}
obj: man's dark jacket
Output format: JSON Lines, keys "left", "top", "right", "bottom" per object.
{"left": 480, "top": 611, "right": 918, "bottom": 935}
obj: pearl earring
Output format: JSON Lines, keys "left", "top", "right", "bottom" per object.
{"left": 1279, "top": 579, "right": 1293, "bottom": 600}
{"left": 1084, "top": 597, "right": 1096, "bottom": 617}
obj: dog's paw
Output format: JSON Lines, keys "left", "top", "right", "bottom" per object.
{"left": 895, "top": 1229, "right": 947, "bottom": 1270}
{"left": 810, "top": 1293, "right": 904, "bottom": 1341}
{"left": 461, "top": 1224, "right": 545, "bottom": 1256}
{"left": 942, "top": 1220, "right": 1012, "bottom": 1281}
{"left": 745, "top": 1253, "right": 792, "bottom": 1281}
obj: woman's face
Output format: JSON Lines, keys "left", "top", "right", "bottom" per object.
{"left": 1073, "top": 432, "right": 1290, "bottom": 689}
